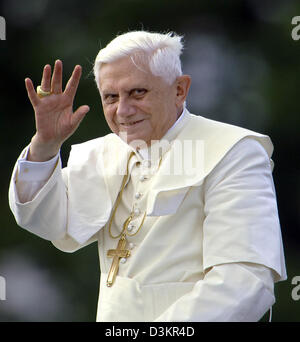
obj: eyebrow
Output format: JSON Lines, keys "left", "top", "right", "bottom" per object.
{"left": 102, "top": 91, "right": 118, "bottom": 97}
{"left": 101, "top": 87, "right": 148, "bottom": 97}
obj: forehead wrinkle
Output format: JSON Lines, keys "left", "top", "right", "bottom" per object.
{"left": 100, "top": 74, "right": 153, "bottom": 96}
{"left": 99, "top": 56, "right": 168, "bottom": 97}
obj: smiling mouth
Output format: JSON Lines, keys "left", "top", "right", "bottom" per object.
{"left": 120, "top": 119, "right": 144, "bottom": 127}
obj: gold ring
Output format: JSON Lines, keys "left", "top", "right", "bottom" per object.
{"left": 37, "top": 85, "right": 52, "bottom": 98}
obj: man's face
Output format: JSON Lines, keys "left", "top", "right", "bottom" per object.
{"left": 98, "top": 57, "right": 186, "bottom": 146}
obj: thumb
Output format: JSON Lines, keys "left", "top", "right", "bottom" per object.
{"left": 71, "top": 105, "right": 90, "bottom": 129}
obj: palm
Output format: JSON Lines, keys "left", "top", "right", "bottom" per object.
{"left": 35, "top": 92, "right": 78, "bottom": 142}
{"left": 25, "top": 60, "right": 90, "bottom": 160}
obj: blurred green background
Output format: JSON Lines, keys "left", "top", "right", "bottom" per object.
{"left": 0, "top": 0, "right": 299, "bottom": 322}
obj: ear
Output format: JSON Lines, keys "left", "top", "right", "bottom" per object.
{"left": 175, "top": 75, "right": 191, "bottom": 108}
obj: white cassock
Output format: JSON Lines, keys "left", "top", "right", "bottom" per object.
{"left": 8, "top": 109, "right": 286, "bottom": 322}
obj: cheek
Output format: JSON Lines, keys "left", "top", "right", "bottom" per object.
{"left": 103, "top": 107, "right": 118, "bottom": 130}
{"left": 149, "top": 92, "right": 170, "bottom": 116}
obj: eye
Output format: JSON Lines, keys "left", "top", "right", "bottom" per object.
{"left": 103, "top": 94, "right": 119, "bottom": 104}
{"left": 131, "top": 88, "right": 147, "bottom": 98}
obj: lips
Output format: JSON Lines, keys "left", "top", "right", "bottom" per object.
{"left": 120, "top": 119, "right": 144, "bottom": 127}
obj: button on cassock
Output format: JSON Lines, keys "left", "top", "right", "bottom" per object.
{"left": 134, "top": 208, "right": 141, "bottom": 216}
{"left": 127, "top": 223, "right": 135, "bottom": 232}
{"left": 135, "top": 192, "right": 142, "bottom": 199}
{"left": 128, "top": 242, "right": 135, "bottom": 250}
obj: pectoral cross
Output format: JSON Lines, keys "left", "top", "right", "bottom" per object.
{"left": 106, "top": 235, "right": 131, "bottom": 287}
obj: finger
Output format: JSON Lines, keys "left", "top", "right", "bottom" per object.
{"left": 25, "top": 78, "right": 39, "bottom": 107}
{"left": 51, "top": 59, "right": 63, "bottom": 94}
{"left": 64, "top": 65, "right": 82, "bottom": 99}
{"left": 71, "top": 105, "right": 90, "bottom": 129}
{"left": 40, "top": 64, "right": 51, "bottom": 92}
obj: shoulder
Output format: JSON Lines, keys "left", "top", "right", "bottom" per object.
{"left": 216, "top": 137, "right": 272, "bottom": 173}
{"left": 179, "top": 111, "right": 275, "bottom": 178}
{"left": 68, "top": 133, "right": 119, "bottom": 165}
{"left": 188, "top": 112, "right": 266, "bottom": 138}
{"left": 71, "top": 132, "right": 124, "bottom": 150}
{"left": 185, "top": 111, "right": 274, "bottom": 158}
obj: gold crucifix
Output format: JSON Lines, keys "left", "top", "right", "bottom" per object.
{"left": 106, "top": 234, "right": 131, "bottom": 287}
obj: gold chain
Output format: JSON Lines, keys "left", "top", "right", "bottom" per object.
{"left": 108, "top": 151, "right": 146, "bottom": 239}
{"left": 107, "top": 150, "right": 163, "bottom": 240}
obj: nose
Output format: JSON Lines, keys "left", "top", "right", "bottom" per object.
{"left": 116, "top": 97, "right": 136, "bottom": 119}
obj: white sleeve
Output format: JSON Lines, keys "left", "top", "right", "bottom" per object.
{"left": 15, "top": 146, "right": 60, "bottom": 203}
{"left": 202, "top": 138, "right": 286, "bottom": 281}
{"left": 154, "top": 262, "right": 275, "bottom": 322}
{"left": 9, "top": 146, "right": 67, "bottom": 241}
{"left": 154, "top": 137, "right": 285, "bottom": 321}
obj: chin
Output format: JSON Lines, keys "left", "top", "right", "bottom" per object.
{"left": 118, "top": 132, "right": 149, "bottom": 148}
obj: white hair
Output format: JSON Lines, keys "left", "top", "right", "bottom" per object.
{"left": 93, "top": 30, "right": 184, "bottom": 89}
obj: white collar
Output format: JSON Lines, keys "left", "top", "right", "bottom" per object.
{"left": 136, "top": 107, "right": 189, "bottom": 161}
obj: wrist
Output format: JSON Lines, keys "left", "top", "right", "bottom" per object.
{"left": 28, "top": 135, "right": 61, "bottom": 162}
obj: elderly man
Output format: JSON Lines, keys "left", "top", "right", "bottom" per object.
{"left": 9, "top": 31, "right": 286, "bottom": 322}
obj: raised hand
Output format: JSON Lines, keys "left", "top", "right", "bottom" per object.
{"left": 25, "top": 60, "right": 90, "bottom": 161}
